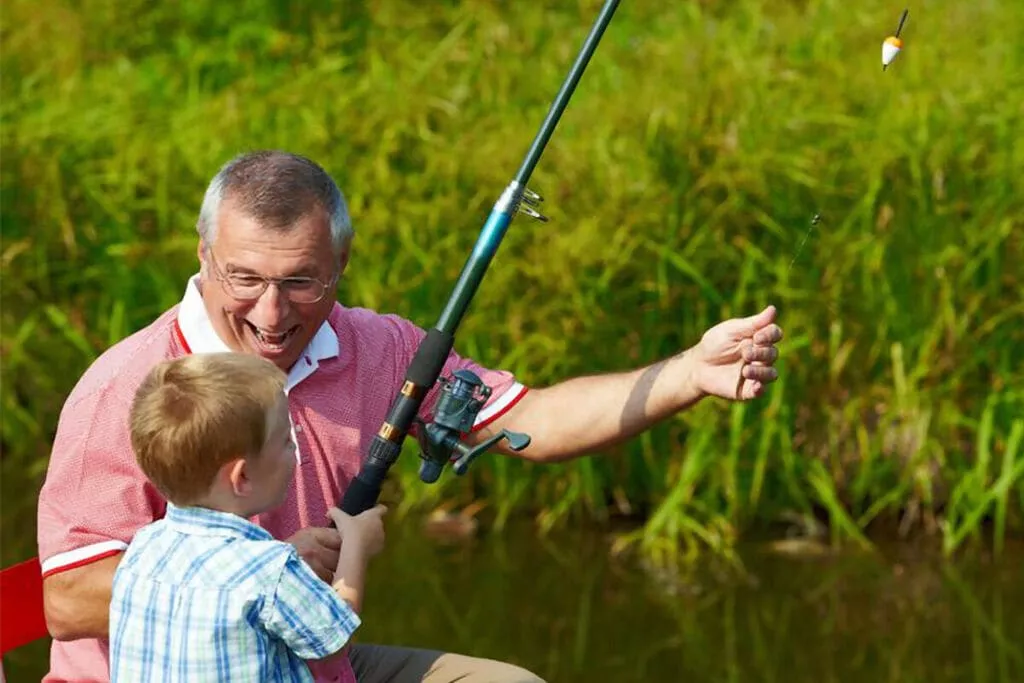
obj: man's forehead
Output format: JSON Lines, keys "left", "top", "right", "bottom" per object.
{"left": 217, "top": 201, "right": 330, "bottom": 239}
{"left": 214, "top": 214, "right": 331, "bottom": 268}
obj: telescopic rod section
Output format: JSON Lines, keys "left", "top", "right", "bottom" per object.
{"left": 340, "top": 0, "right": 622, "bottom": 515}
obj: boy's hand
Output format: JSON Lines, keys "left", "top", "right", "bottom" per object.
{"left": 327, "top": 505, "right": 387, "bottom": 560}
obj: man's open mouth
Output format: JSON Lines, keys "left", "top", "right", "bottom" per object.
{"left": 244, "top": 321, "right": 299, "bottom": 354}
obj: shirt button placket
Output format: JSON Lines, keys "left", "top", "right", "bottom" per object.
{"left": 291, "top": 419, "right": 305, "bottom": 465}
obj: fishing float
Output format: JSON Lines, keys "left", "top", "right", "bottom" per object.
{"left": 882, "top": 8, "right": 909, "bottom": 71}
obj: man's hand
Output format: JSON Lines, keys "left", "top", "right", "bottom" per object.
{"left": 284, "top": 526, "right": 342, "bottom": 583}
{"left": 692, "top": 304, "right": 784, "bottom": 400}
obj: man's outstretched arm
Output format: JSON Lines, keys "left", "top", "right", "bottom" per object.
{"left": 479, "top": 305, "right": 784, "bottom": 463}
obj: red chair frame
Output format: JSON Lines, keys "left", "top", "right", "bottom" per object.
{"left": 0, "top": 556, "right": 49, "bottom": 657}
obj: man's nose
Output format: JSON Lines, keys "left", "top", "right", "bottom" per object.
{"left": 249, "top": 282, "right": 290, "bottom": 327}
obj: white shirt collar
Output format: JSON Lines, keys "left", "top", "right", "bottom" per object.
{"left": 176, "top": 274, "right": 339, "bottom": 391}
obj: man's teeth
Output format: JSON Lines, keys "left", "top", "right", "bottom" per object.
{"left": 254, "top": 328, "right": 291, "bottom": 344}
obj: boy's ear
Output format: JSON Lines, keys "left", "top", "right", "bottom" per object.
{"left": 224, "top": 457, "right": 252, "bottom": 498}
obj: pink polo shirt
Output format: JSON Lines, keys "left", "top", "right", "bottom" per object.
{"left": 36, "top": 275, "right": 527, "bottom": 683}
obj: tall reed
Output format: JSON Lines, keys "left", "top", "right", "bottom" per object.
{"left": 3, "top": 0, "right": 1022, "bottom": 564}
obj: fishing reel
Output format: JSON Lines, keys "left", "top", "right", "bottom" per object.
{"left": 416, "top": 369, "right": 531, "bottom": 483}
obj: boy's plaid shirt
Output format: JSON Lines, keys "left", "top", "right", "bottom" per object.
{"left": 109, "top": 504, "right": 360, "bottom": 682}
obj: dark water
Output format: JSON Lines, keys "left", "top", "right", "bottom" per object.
{"left": 4, "top": 520, "right": 1023, "bottom": 682}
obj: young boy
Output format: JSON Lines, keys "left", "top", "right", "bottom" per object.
{"left": 109, "top": 352, "right": 386, "bottom": 682}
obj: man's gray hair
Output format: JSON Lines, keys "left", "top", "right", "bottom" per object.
{"left": 196, "top": 151, "right": 354, "bottom": 254}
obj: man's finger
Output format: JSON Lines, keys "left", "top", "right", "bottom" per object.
{"left": 741, "top": 380, "right": 765, "bottom": 400}
{"left": 742, "top": 363, "right": 778, "bottom": 383}
{"left": 743, "top": 344, "right": 778, "bottom": 364}
{"left": 293, "top": 546, "right": 332, "bottom": 581}
{"left": 308, "top": 526, "right": 342, "bottom": 549}
{"left": 753, "top": 323, "right": 784, "bottom": 345}
{"left": 318, "top": 545, "right": 340, "bottom": 569}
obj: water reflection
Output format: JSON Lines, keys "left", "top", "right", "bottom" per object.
{"left": 4, "top": 522, "right": 1022, "bottom": 682}
{"left": 358, "top": 521, "right": 1023, "bottom": 683}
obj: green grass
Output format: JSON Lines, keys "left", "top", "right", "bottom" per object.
{"left": 2, "top": 0, "right": 1023, "bottom": 566}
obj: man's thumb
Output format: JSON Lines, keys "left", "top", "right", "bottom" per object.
{"left": 736, "top": 305, "right": 777, "bottom": 335}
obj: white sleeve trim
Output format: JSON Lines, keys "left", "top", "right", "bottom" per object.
{"left": 473, "top": 381, "right": 527, "bottom": 427}
{"left": 41, "top": 540, "right": 129, "bottom": 575}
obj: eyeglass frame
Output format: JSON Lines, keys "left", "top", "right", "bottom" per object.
{"left": 204, "top": 249, "right": 340, "bottom": 305}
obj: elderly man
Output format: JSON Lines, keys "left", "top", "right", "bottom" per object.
{"left": 37, "top": 150, "right": 783, "bottom": 683}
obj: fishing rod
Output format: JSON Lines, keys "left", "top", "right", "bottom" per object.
{"left": 339, "top": 0, "right": 622, "bottom": 515}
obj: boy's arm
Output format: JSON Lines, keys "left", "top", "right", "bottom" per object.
{"left": 330, "top": 545, "right": 369, "bottom": 614}
{"left": 263, "top": 548, "right": 362, "bottom": 662}
{"left": 310, "top": 546, "right": 371, "bottom": 666}
{"left": 323, "top": 504, "right": 385, "bottom": 622}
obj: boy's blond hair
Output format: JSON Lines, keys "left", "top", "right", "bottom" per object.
{"left": 130, "top": 352, "right": 288, "bottom": 505}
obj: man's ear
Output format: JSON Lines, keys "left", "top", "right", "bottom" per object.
{"left": 223, "top": 457, "right": 252, "bottom": 498}
{"left": 336, "top": 244, "right": 350, "bottom": 279}
{"left": 198, "top": 241, "right": 211, "bottom": 274}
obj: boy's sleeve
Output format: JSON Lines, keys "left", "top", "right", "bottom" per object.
{"left": 37, "top": 386, "right": 166, "bottom": 578}
{"left": 262, "top": 549, "right": 361, "bottom": 660}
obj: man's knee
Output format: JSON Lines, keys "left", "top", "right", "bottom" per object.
{"left": 350, "top": 645, "right": 545, "bottom": 683}
{"left": 431, "top": 652, "right": 545, "bottom": 683}
{"left": 487, "top": 660, "right": 545, "bottom": 683}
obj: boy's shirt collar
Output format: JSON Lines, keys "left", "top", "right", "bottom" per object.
{"left": 163, "top": 503, "right": 272, "bottom": 541}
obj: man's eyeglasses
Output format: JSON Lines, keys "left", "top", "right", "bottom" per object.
{"left": 206, "top": 252, "right": 337, "bottom": 305}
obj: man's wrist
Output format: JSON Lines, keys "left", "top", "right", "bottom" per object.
{"left": 669, "top": 347, "right": 706, "bottom": 408}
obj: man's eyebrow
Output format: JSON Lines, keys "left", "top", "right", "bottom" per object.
{"left": 285, "top": 268, "right": 319, "bottom": 278}
{"left": 224, "top": 263, "right": 318, "bottom": 278}
{"left": 224, "top": 263, "right": 259, "bottom": 275}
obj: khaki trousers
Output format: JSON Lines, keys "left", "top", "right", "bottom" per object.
{"left": 348, "top": 643, "right": 545, "bottom": 683}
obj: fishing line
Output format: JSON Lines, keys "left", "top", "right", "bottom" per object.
{"left": 786, "top": 213, "right": 821, "bottom": 274}
{"left": 783, "top": 212, "right": 845, "bottom": 317}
